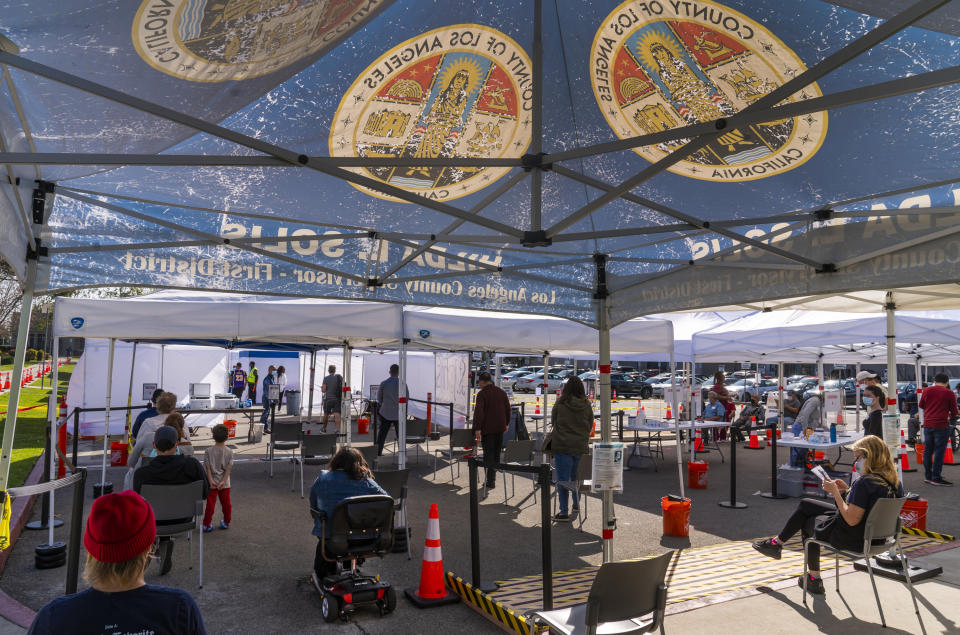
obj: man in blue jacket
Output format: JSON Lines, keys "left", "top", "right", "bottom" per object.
{"left": 260, "top": 365, "right": 277, "bottom": 432}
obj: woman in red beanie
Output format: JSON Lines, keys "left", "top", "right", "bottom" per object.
{"left": 28, "top": 490, "right": 206, "bottom": 634}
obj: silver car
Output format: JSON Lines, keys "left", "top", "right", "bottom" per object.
{"left": 513, "top": 372, "right": 566, "bottom": 393}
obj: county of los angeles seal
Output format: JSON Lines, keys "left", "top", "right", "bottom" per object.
{"left": 133, "top": 0, "right": 388, "bottom": 82}
{"left": 590, "top": 0, "right": 827, "bottom": 182}
{"left": 330, "top": 25, "right": 532, "bottom": 202}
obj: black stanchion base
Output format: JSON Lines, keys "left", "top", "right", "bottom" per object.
{"left": 25, "top": 519, "right": 64, "bottom": 530}
{"left": 404, "top": 587, "right": 461, "bottom": 608}
{"left": 35, "top": 542, "right": 67, "bottom": 570}
{"left": 93, "top": 482, "right": 113, "bottom": 498}
{"left": 743, "top": 446, "right": 765, "bottom": 450}
{"left": 853, "top": 558, "right": 942, "bottom": 582}
{"left": 760, "top": 491, "right": 788, "bottom": 499}
{"left": 718, "top": 501, "right": 748, "bottom": 509}
{"left": 391, "top": 527, "right": 411, "bottom": 553}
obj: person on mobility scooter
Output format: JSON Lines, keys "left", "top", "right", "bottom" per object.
{"left": 309, "top": 446, "right": 396, "bottom": 622}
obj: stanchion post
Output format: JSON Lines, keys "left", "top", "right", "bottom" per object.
{"left": 538, "top": 463, "right": 553, "bottom": 610}
{"left": 761, "top": 422, "right": 787, "bottom": 499}
{"left": 65, "top": 468, "right": 87, "bottom": 594}
{"left": 26, "top": 428, "right": 52, "bottom": 530}
{"left": 718, "top": 425, "right": 747, "bottom": 509}
{"left": 469, "top": 457, "right": 481, "bottom": 587}
{"left": 72, "top": 408, "right": 80, "bottom": 467}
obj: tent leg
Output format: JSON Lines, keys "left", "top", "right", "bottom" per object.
{"left": 817, "top": 356, "right": 825, "bottom": 428}
{"left": 855, "top": 362, "right": 862, "bottom": 432}
{"left": 885, "top": 293, "right": 901, "bottom": 485}
{"left": 342, "top": 342, "right": 353, "bottom": 447}
{"left": 0, "top": 257, "right": 38, "bottom": 491}
{"left": 307, "top": 347, "right": 317, "bottom": 421}
{"left": 47, "top": 335, "right": 61, "bottom": 546}
{"left": 671, "top": 350, "right": 683, "bottom": 499}
{"left": 542, "top": 352, "right": 550, "bottom": 424}
{"left": 124, "top": 342, "right": 138, "bottom": 447}
{"left": 597, "top": 296, "right": 613, "bottom": 563}
{"left": 98, "top": 339, "right": 116, "bottom": 493}
{"left": 398, "top": 316, "right": 408, "bottom": 470}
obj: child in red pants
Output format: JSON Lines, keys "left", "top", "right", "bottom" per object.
{"left": 203, "top": 424, "right": 233, "bottom": 531}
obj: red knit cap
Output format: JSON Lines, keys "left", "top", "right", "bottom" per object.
{"left": 84, "top": 491, "right": 156, "bottom": 563}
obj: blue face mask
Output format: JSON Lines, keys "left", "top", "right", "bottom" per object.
{"left": 862, "top": 396, "right": 874, "bottom": 406}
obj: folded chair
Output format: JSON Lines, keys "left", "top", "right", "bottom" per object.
{"left": 140, "top": 481, "right": 206, "bottom": 588}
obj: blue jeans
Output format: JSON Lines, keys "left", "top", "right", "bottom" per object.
{"left": 554, "top": 452, "right": 581, "bottom": 515}
{"left": 923, "top": 427, "right": 949, "bottom": 481}
{"left": 260, "top": 400, "right": 276, "bottom": 428}
{"left": 766, "top": 416, "right": 795, "bottom": 431}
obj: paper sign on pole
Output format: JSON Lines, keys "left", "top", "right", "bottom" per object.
{"left": 882, "top": 412, "right": 900, "bottom": 457}
{"left": 662, "top": 384, "right": 683, "bottom": 405}
{"left": 823, "top": 390, "right": 843, "bottom": 414}
{"left": 268, "top": 384, "right": 281, "bottom": 400}
{"left": 535, "top": 385, "right": 542, "bottom": 396}
{"left": 592, "top": 443, "right": 624, "bottom": 492}
{"left": 472, "top": 351, "right": 482, "bottom": 361}
{"left": 740, "top": 362, "right": 751, "bottom": 369}
{"left": 141, "top": 383, "right": 157, "bottom": 401}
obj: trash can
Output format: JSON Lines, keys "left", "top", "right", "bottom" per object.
{"left": 661, "top": 496, "right": 691, "bottom": 537}
{"left": 285, "top": 390, "right": 301, "bottom": 416}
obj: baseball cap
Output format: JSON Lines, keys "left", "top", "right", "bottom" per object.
{"left": 856, "top": 370, "right": 878, "bottom": 382}
{"left": 154, "top": 425, "right": 179, "bottom": 451}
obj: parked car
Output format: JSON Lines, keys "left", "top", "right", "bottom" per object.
{"left": 803, "top": 378, "right": 858, "bottom": 405}
{"left": 897, "top": 381, "right": 918, "bottom": 414}
{"left": 653, "top": 375, "right": 710, "bottom": 398}
{"left": 579, "top": 372, "right": 654, "bottom": 399}
{"left": 786, "top": 378, "right": 818, "bottom": 394}
{"left": 513, "top": 372, "right": 566, "bottom": 393}
{"left": 727, "top": 378, "right": 780, "bottom": 401}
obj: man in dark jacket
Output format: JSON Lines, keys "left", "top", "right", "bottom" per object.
{"left": 472, "top": 372, "right": 512, "bottom": 489}
{"left": 133, "top": 426, "right": 209, "bottom": 575}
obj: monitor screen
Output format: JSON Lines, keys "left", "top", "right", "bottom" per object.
{"left": 189, "top": 383, "right": 211, "bottom": 399}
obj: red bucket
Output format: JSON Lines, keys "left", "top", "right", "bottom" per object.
{"left": 661, "top": 496, "right": 691, "bottom": 537}
{"left": 900, "top": 497, "right": 927, "bottom": 530}
{"left": 110, "top": 441, "right": 128, "bottom": 467}
{"left": 223, "top": 419, "right": 237, "bottom": 438}
{"left": 687, "top": 460, "right": 708, "bottom": 489}
{"left": 357, "top": 418, "right": 370, "bottom": 434}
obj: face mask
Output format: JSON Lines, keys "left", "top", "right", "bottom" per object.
{"left": 854, "top": 458, "right": 864, "bottom": 473}
{"left": 862, "top": 396, "right": 874, "bottom": 406}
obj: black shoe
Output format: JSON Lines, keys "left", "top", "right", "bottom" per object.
{"left": 798, "top": 574, "right": 825, "bottom": 594}
{"left": 553, "top": 513, "right": 571, "bottom": 522}
{"left": 752, "top": 538, "right": 782, "bottom": 560}
{"left": 159, "top": 539, "right": 174, "bottom": 576}
{"left": 931, "top": 478, "right": 953, "bottom": 487}
{"left": 486, "top": 481, "right": 496, "bottom": 490}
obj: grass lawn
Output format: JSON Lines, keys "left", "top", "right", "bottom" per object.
{"left": 0, "top": 364, "right": 73, "bottom": 488}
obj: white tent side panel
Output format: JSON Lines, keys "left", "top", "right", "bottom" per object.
{"left": 67, "top": 341, "right": 228, "bottom": 435}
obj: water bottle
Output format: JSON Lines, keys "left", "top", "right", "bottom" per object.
{"left": 829, "top": 423, "right": 837, "bottom": 443}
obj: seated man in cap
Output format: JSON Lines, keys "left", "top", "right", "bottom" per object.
{"left": 28, "top": 490, "right": 206, "bottom": 634}
{"left": 133, "top": 425, "right": 209, "bottom": 575}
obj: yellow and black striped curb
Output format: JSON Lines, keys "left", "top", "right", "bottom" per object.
{"left": 445, "top": 572, "right": 541, "bottom": 635}
{"left": 449, "top": 531, "right": 950, "bottom": 626}
{"left": 901, "top": 526, "right": 955, "bottom": 542}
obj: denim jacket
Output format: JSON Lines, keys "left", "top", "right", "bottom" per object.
{"left": 309, "top": 470, "right": 387, "bottom": 537}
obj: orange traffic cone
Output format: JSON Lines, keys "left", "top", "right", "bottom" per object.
{"left": 944, "top": 443, "right": 958, "bottom": 466}
{"left": 405, "top": 504, "right": 458, "bottom": 607}
{"left": 534, "top": 396, "right": 540, "bottom": 416}
{"left": 900, "top": 430, "right": 916, "bottom": 473}
{"left": 665, "top": 405, "right": 672, "bottom": 419}
{"left": 836, "top": 409, "right": 844, "bottom": 425}
{"left": 694, "top": 428, "right": 708, "bottom": 453}
{"left": 612, "top": 389, "right": 617, "bottom": 403}
{"left": 745, "top": 429, "right": 763, "bottom": 450}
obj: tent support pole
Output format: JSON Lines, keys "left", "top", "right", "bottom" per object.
{"left": 855, "top": 363, "right": 862, "bottom": 432}
{"left": 885, "top": 294, "right": 900, "bottom": 479}
{"left": 0, "top": 256, "right": 37, "bottom": 491}
{"left": 307, "top": 347, "right": 317, "bottom": 421}
{"left": 817, "top": 356, "right": 825, "bottom": 428}
{"left": 159, "top": 345, "right": 165, "bottom": 390}
{"left": 98, "top": 339, "right": 116, "bottom": 493}
{"left": 342, "top": 342, "right": 352, "bottom": 447}
{"left": 124, "top": 341, "right": 137, "bottom": 447}
{"left": 777, "top": 362, "right": 784, "bottom": 433}
{"left": 530, "top": 0, "right": 543, "bottom": 232}
{"left": 398, "top": 313, "right": 408, "bottom": 470}
{"left": 542, "top": 352, "right": 550, "bottom": 427}
{"left": 670, "top": 350, "right": 683, "bottom": 499}
{"left": 46, "top": 335, "right": 61, "bottom": 546}
{"left": 597, "top": 295, "right": 613, "bottom": 564}
{"left": 495, "top": 356, "right": 502, "bottom": 389}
